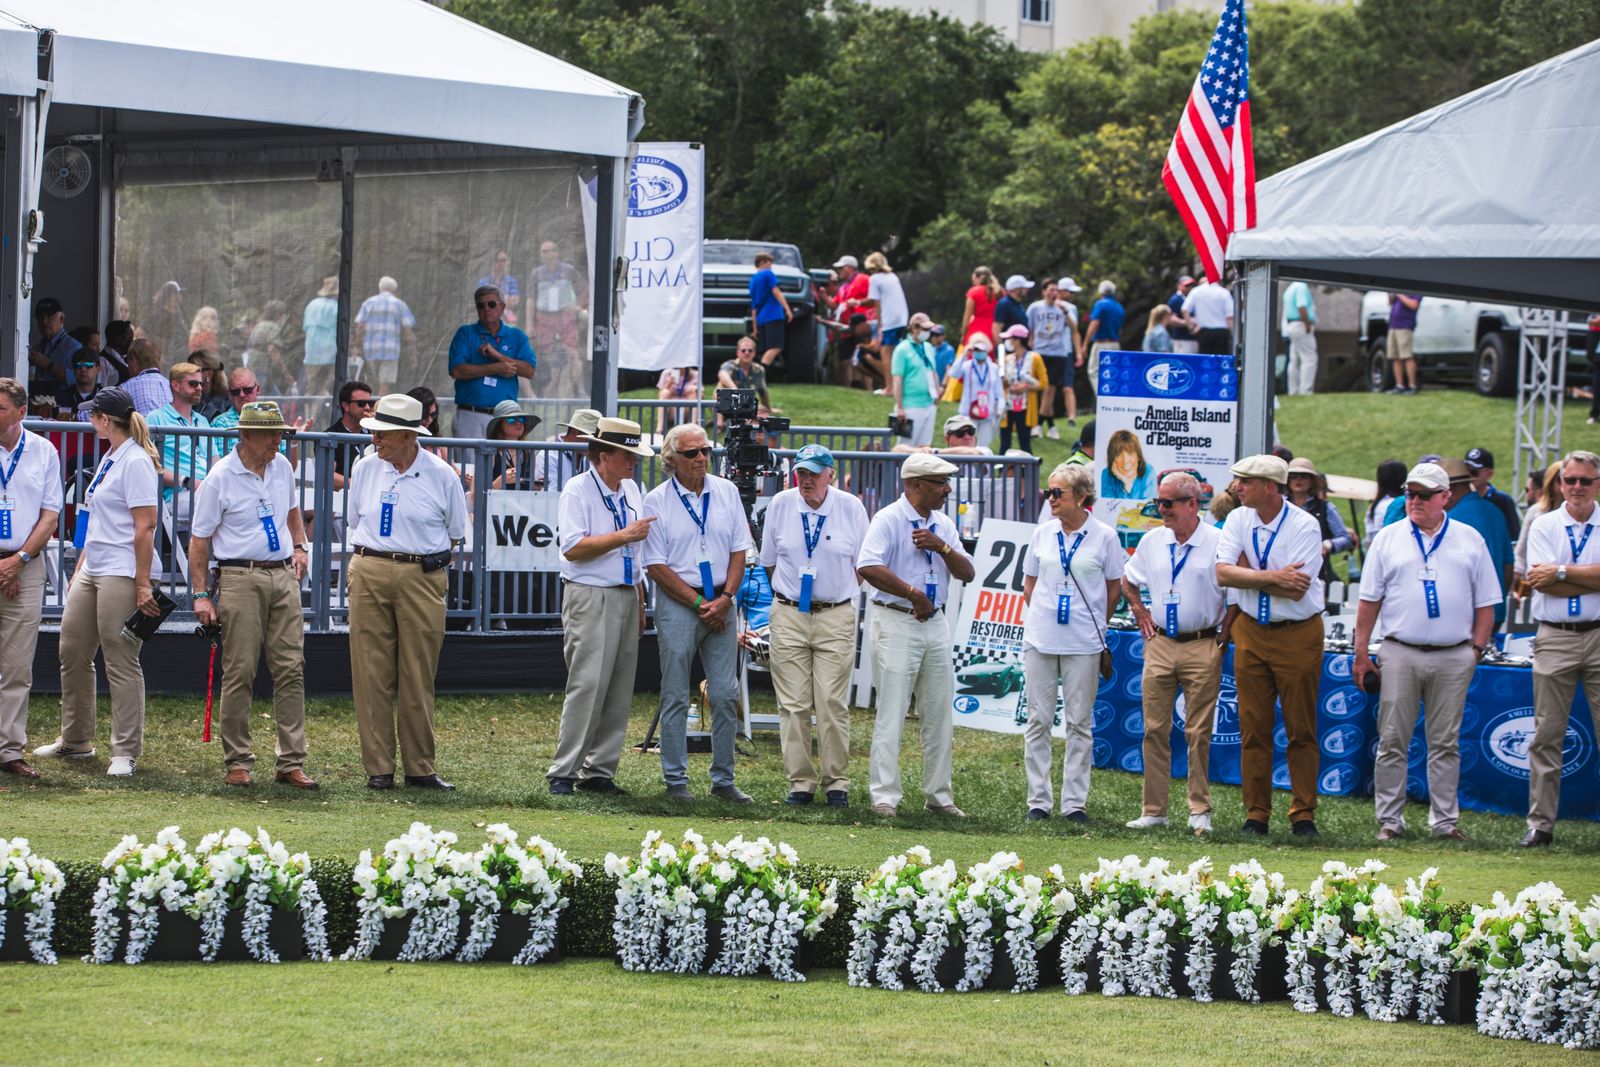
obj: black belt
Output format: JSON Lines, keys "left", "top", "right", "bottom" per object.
{"left": 776, "top": 595, "right": 850, "bottom": 612}
{"left": 457, "top": 404, "right": 499, "bottom": 415}
{"left": 1157, "top": 627, "right": 1220, "bottom": 644}
{"left": 215, "top": 558, "right": 293, "bottom": 571}
{"left": 879, "top": 602, "right": 943, "bottom": 617}
{"left": 1242, "top": 614, "right": 1317, "bottom": 630}
{"left": 1541, "top": 619, "right": 1600, "bottom": 634}
{"left": 354, "top": 546, "right": 429, "bottom": 564}
{"left": 560, "top": 578, "right": 636, "bottom": 590}
{"left": 1387, "top": 637, "right": 1469, "bottom": 652}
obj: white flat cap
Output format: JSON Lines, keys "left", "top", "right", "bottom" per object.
{"left": 1230, "top": 454, "right": 1288, "bottom": 484}
{"left": 901, "top": 453, "right": 959, "bottom": 480}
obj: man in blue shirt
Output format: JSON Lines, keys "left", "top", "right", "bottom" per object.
{"left": 26, "top": 297, "right": 82, "bottom": 392}
{"left": 1383, "top": 458, "right": 1512, "bottom": 623}
{"left": 448, "top": 284, "right": 536, "bottom": 438}
{"left": 994, "top": 275, "right": 1032, "bottom": 336}
{"left": 1464, "top": 446, "right": 1522, "bottom": 540}
{"left": 748, "top": 251, "right": 793, "bottom": 369}
{"left": 1086, "top": 280, "right": 1126, "bottom": 392}
{"left": 929, "top": 324, "right": 956, "bottom": 385}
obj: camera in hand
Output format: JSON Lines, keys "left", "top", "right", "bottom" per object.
{"left": 716, "top": 388, "right": 790, "bottom": 512}
{"left": 887, "top": 414, "right": 914, "bottom": 438}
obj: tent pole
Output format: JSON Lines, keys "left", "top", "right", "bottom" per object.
{"left": 588, "top": 155, "right": 623, "bottom": 414}
{"left": 1237, "top": 261, "right": 1277, "bottom": 456}
{"left": 333, "top": 146, "right": 357, "bottom": 396}
{"left": 0, "top": 95, "right": 30, "bottom": 381}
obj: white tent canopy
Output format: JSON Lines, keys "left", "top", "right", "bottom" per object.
{"left": 0, "top": 0, "right": 642, "bottom": 157}
{"left": 1228, "top": 37, "right": 1600, "bottom": 311}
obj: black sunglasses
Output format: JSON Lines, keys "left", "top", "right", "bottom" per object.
{"left": 1564, "top": 476, "right": 1598, "bottom": 487}
{"left": 476, "top": 300, "right": 500, "bottom": 310}
{"left": 229, "top": 386, "right": 259, "bottom": 397}
{"left": 677, "top": 446, "right": 714, "bottom": 459}
{"left": 1156, "top": 496, "right": 1195, "bottom": 509}
{"left": 1405, "top": 488, "right": 1441, "bottom": 500}
{"left": 349, "top": 398, "right": 376, "bottom": 408}
{"left": 1045, "top": 487, "right": 1069, "bottom": 500}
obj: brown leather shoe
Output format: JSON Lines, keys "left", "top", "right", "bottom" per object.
{"left": 274, "top": 768, "right": 320, "bottom": 790}
{"left": 1, "top": 758, "right": 40, "bottom": 780}
{"left": 225, "top": 767, "right": 252, "bottom": 788}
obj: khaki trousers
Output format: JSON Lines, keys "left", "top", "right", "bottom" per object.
{"left": 1527, "top": 625, "right": 1600, "bottom": 832}
{"left": 0, "top": 557, "right": 44, "bottom": 762}
{"left": 1140, "top": 635, "right": 1223, "bottom": 817}
{"left": 1233, "top": 614, "right": 1323, "bottom": 824}
{"left": 548, "top": 582, "right": 640, "bottom": 783}
{"left": 1373, "top": 640, "right": 1475, "bottom": 833}
{"left": 1023, "top": 649, "right": 1099, "bottom": 814}
{"left": 217, "top": 566, "right": 307, "bottom": 773}
{"left": 868, "top": 605, "right": 954, "bottom": 809}
{"left": 58, "top": 572, "right": 145, "bottom": 758}
{"left": 769, "top": 600, "right": 855, "bottom": 794}
{"left": 348, "top": 554, "right": 446, "bottom": 777}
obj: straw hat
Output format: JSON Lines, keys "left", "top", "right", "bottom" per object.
{"left": 236, "top": 400, "right": 292, "bottom": 433}
{"left": 359, "top": 393, "right": 431, "bottom": 436}
{"left": 578, "top": 416, "right": 654, "bottom": 457}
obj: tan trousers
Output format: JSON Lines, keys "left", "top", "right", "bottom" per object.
{"left": 1140, "top": 635, "right": 1223, "bottom": 817}
{"left": 217, "top": 566, "right": 307, "bottom": 773}
{"left": 548, "top": 582, "right": 640, "bottom": 783}
{"left": 769, "top": 600, "right": 855, "bottom": 793}
{"left": 1528, "top": 624, "right": 1600, "bottom": 832}
{"left": 1023, "top": 649, "right": 1099, "bottom": 814}
{"left": 348, "top": 554, "right": 446, "bottom": 777}
{"left": 1373, "top": 640, "right": 1475, "bottom": 833}
{"left": 58, "top": 572, "right": 145, "bottom": 758}
{"left": 1233, "top": 614, "right": 1323, "bottom": 824}
{"left": 0, "top": 556, "right": 44, "bottom": 762}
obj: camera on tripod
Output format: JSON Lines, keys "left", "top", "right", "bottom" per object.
{"left": 715, "top": 388, "right": 790, "bottom": 509}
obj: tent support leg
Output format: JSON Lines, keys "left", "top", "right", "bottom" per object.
{"left": 333, "top": 146, "right": 357, "bottom": 393}
{"left": 1237, "top": 261, "right": 1277, "bottom": 457}
{"left": 589, "top": 155, "right": 624, "bottom": 414}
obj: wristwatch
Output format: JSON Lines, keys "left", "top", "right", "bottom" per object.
{"left": 939, "top": 542, "right": 952, "bottom": 556}
{"left": 295, "top": 543, "right": 311, "bottom": 553}
{"left": 17, "top": 550, "right": 31, "bottom": 564}
{"left": 1559, "top": 565, "right": 1569, "bottom": 582}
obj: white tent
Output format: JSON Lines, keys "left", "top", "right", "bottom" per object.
{"left": 1226, "top": 38, "right": 1600, "bottom": 451}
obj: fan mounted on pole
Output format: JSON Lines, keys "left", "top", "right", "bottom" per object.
{"left": 42, "top": 144, "right": 93, "bottom": 199}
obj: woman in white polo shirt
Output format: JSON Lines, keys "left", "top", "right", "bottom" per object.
{"left": 36, "top": 387, "right": 162, "bottom": 777}
{"left": 1020, "top": 461, "right": 1124, "bottom": 822}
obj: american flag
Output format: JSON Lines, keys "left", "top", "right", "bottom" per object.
{"left": 1162, "top": 0, "right": 1255, "bottom": 284}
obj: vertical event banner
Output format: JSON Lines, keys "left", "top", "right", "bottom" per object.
{"left": 950, "top": 519, "right": 1066, "bottom": 738}
{"left": 485, "top": 491, "right": 559, "bottom": 571}
{"left": 1094, "top": 352, "right": 1237, "bottom": 551}
{"left": 616, "top": 143, "right": 703, "bottom": 372}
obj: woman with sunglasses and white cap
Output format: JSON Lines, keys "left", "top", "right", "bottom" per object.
{"left": 1019, "top": 462, "right": 1124, "bottom": 823}
{"left": 947, "top": 334, "right": 1003, "bottom": 450}
{"left": 346, "top": 393, "right": 467, "bottom": 792}
{"left": 35, "top": 387, "right": 162, "bottom": 777}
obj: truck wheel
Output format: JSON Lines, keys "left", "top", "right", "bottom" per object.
{"left": 1476, "top": 332, "right": 1514, "bottom": 397}
{"left": 782, "top": 313, "right": 819, "bottom": 384}
{"left": 1366, "top": 339, "right": 1391, "bottom": 392}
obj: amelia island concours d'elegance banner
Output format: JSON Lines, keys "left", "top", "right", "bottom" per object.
{"left": 1094, "top": 351, "right": 1237, "bottom": 551}
{"left": 616, "top": 142, "right": 704, "bottom": 373}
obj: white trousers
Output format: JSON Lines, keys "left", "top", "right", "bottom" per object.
{"left": 868, "top": 605, "right": 954, "bottom": 809}
{"left": 1285, "top": 322, "right": 1318, "bottom": 395}
{"left": 1023, "top": 649, "right": 1099, "bottom": 813}
{"left": 896, "top": 404, "right": 938, "bottom": 449}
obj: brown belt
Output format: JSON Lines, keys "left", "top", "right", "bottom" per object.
{"left": 215, "top": 558, "right": 292, "bottom": 570}
{"left": 1541, "top": 619, "right": 1600, "bottom": 634}
{"left": 354, "top": 546, "right": 428, "bottom": 564}
{"left": 879, "top": 602, "right": 943, "bottom": 617}
{"left": 1159, "top": 627, "right": 1220, "bottom": 644}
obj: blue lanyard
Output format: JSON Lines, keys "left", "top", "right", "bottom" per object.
{"left": 1251, "top": 508, "right": 1288, "bottom": 624}
{"left": 911, "top": 518, "right": 936, "bottom": 567}
{"left": 1169, "top": 541, "right": 1192, "bottom": 584}
{"left": 1411, "top": 518, "right": 1448, "bottom": 619}
{"left": 592, "top": 471, "right": 634, "bottom": 584}
{"left": 85, "top": 453, "right": 116, "bottom": 502}
{"left": 1164, "top": 540, "right": 1193, "bottom": 637}
{"left": 1410, "top": 518, "right": 1448, "bottom": 567}
{"left": 801, "top": 510, "right": 827, "bottom": 559}
{"left": 1567, "top": 522, "right": 1593, "bottom": 617}
{"left": 0, "top": 434, "right": 23, "bottom": 493}
{"left": 971, "top": 359, "right": 990, "bottom": 390}
{"left": 675, "top": 479, "right": 710, "bottom": 538}
{"left": 1056, "top": 530, "right": 1085, "bottom": 625}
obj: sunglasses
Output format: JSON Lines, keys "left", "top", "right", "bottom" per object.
{"left": 181, "top": 379, "right": 205, "bottom": 389}
{"left": 502, "top": 417, "right": 525, "bottom": 425}
{"left": 349, "top": 398, "right": 376, "bottom": 408}
{"left": 1046, "top": 487, "right": 1069, "bottom": 500}
{"left": 476, "top": 300, "right": 500, "bottom": 309}
{"left": 229, "top": 386, "right": 259, "bottom": 397}
{"left": 1564, "top": 475, "right": 1598, "bottom": 487}
{"left": 1156, "top": 496, "right": 1195, "bottom": 509}
{"left": 73, "top": 361, "right": 98, "bottom": 369}
{"left": 1405, "top": 488, "right": 1441, "bottom": 500}
{"left": 947, "top": 429, "right": 975, "bottom": 439}
{"left": 677, "top": 446, "right": 714, "bottom": 459}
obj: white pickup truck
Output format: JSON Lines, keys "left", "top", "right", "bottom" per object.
{"left": 1357, "top": 291, "right": 1590, "bottom": 396}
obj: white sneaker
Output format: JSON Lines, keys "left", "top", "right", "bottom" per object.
{"left": 1045, "top": 425, "right": 1061, "bottom": 441}
{"left": 1125, "top": 815, "right": 1168, "bottom": 829}
{"left": 1189, "top": 813, "right": 1213, "bottom": 833}
{"left": 106, "top": 756, "right": 136, "bottom": 777}
{"left": 33, "top": 738, "right": 96, "bottom": 759}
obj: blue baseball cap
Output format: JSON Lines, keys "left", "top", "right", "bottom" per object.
{"left": 794, "top": 444, "right": 835, "bottom": 473}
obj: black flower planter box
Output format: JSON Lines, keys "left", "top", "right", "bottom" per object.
{"left": 1440, "top": 969, "right": 1481, "bottom": 1025}
{"left": 867, "top": 930, "right": 963, "bottom": 990}
{"left": 1173, "top": 940, "right": 1289, "bottom": 1002}
{"left": 214, "top": 908, "right": 306, "bottom": 962}
{"left": 0, "top": 913, "right": 50, "bottom": 961}
{"left": 112, "top": 909, "right": 203, "bottom": 962}
{"left": 984, "top": 932, "right": 1064, "bottom": 991}
{"left": 696, "top": 919, "right": 813, "bottom": 977}
{"left": 372, "top": 911, "right": 564, "bottom": 962}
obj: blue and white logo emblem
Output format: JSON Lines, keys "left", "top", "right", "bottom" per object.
{"left": 1143, "top": 360, "right": 1195, "bottom": 396}
{"left": 953, "top": 695, "right": 980, "bottom": 715}
{"left": 1092, "top": 700, "right": 1116, "bottom": 730}
{"left": 1325, "top": 654, "right": 1353, "bottom": 681}
{"left": 628, "top": 155, "right": 688, "bottom": 218}
{"left": 1485, "top": 707, "right": 1591, "bottom": 780}
{"left": 1321, "top": 685, "right": 1365, "bottom": 720}
{"left": 1321, "top": 724, "right": 1364, "bottom": 757}
{"left": 1119, "top": 749, "right": 1144, "bottom": 773}
{"left": 1320, "top": 762, "right": 1360, "bottom": 794}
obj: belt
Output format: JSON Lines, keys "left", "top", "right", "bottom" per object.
{"left": 776, "top": 595, "right": 850, "bottom": 612}
{"left": 457, "top": 404, "right": 499, "bottom": 415}
{"left": 215, "top": 558, "right": 293, "bottom": 571}
{"left": 354, "top": 546, "right": 429, "bottom": 565}
{"left": 1157, "top": 626, "right": 1220, "bottom": 644}
{"left": 1387, "top": 637, "right": 1469, "bottom": 652}
{"left": 559, "top": 577, "right": 636, "bottom": 590}
{"left": 1541, "top": 618, "right": 1600, "bottom": 634}
{"left": 879, "top": 601, "right": 943, "bottom": 617}
{"left": 1243, "top": 614, "right": 1316, "bottom": 630}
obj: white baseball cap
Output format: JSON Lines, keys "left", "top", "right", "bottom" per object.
{"left": 1057, "top": 277, "right": 1082, "bottom": 293}
{"left": 832, "top": 255, "right": 859, "bottom": 269}
{"left": 1004, "top": 274, "right": 1034, "bottom": 291}
{"left": 1405, "top": 463, "right": 1448, "bottom": 492}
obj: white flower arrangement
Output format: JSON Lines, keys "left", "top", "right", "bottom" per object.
{"left": 1217, "top": 859, "right": 1289, "bottom": 1002}
{"left": 953, "top": 853, "right": 1076, "bottom": 993}
{"left": 606, "top": 831, "right": 834, "bottom": 981}
{"left": 845, "top": 846, "right": 964, "bottom": 992}
{"left": 1455, "top": 881, "right": 1600, "bottom": 1049}
{"left": 0, "top": 837, "right": 65, "bottom": 964}
{"left": 343, "top": 822, "right": 471, "bottom": 962}
{"left": 1066, "top": 854, "right": 1193, "bottom": 1000}
{"left": 85, "top": 827, "right": 205, "bottom": 965}
{"left": 455, "top": 823, "right": 581, "bottom": 965}
{"left": 192, "top": 828, "right": 330, "bottom": 963}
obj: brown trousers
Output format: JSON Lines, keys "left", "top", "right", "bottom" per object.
{"left": 0, "top": 557, "right": 44, "bottom": 762}
{"left": 1232, "top": 614, "right": 1324, "bottom": 824}
{"left": 1140, "top": 634, "right": 1223, "bottom": 817}
{"left": 217, "top": 566, "right": 307, "bottom": 773}
{"left": 348, "top": 554, "right": 447, "bottom": 777}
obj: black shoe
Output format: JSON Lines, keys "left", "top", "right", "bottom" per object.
{"left": 1520, "top": 828, "right": 1554, "bottom": 848}
{"left": 1062, "top": 809, "right": 1088, "bottom": 823}
{"left": 367, "top": 774, "right": 395, "bottom": 790}
{"left": 405, "top": 773, "right": 455, "bottom": 791}
{"left": 785, "top": 791, "right": 814, "bottom": 806}
{"left": 1241, "top": 819, "right": 1269, "bottom": 835}
{"left": 548, "top": 777, "right": 575, "bottom": 796}
{"left": 1291, "top": 820, "right": 1318, "bottom": 838}
{"left": 825, "top": 790, "right": 849, "bottom": 808}
{"left": 710, "top": 784, "right": 753, "bottom": 804}
{"left": 1026, "top": 808, "right": 1050, "bottom": 822}
{"left": 577, "top": 777, "right": 626, "bottom": 795}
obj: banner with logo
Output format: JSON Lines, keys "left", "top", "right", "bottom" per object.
{"left": 1094, "top": 351, "right": 1237, "bottom": 552}
{"left": 485, "top": 490, "right": 559, "bottom": 571}
{"left": 616, "top": 143, "right": 703, "bottom": 372}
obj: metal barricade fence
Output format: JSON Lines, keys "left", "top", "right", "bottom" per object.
{"left": 24, "top": 420, "right": 1040, "bottom": 634}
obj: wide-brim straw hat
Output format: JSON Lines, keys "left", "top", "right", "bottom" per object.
{"left": 359, "top": 393, "right": 432, "bottom": 436}
{"left": 578, "top": 416, "right": 654, "bottom": 457}
{"left": 236, "top": 400, "right": 293, "bottom": 433}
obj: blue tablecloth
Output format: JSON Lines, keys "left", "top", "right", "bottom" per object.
{"left": 1094, "top": 629, "right": 1600, "bottom": 821}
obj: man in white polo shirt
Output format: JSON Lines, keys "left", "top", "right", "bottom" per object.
{"left": 1520, "top": 448, "right": 1600, "bottom": 847}
{"left": 761, "top": 444, "right": 869, "bottom": 808}
{"left": 1353, "top": 462, "right": 1498, "bottom": 842}
{"left": 1183, "top": 278, "right": 1235, "bottom": 355}
{"left": 857, "top": 452, "right": 976, "bottom": 818}
{"left": 547, "top": 416, "right": 655, "bottom": 796}
{"left": 189, "top": 401, "right": 317, "bottom": 790}
{"left": 1216, "top": 453, "right": 1325, "bottom": 836}
{"left": 1122, "top": 471, "right": 1229, "bottom": 833}
{"left": 0, "top": 377, "right": 63, "bottom": 780}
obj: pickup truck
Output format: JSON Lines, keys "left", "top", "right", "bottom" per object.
{"left": 701, "top": 240, "right": 825, "bottom": 382}
{"left": 1358, "top": 292, "right": 1590, "bottom": 396}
